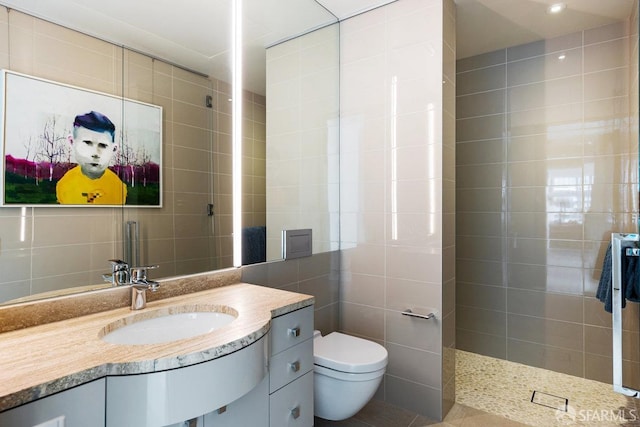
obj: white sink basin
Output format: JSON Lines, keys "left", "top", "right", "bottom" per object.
{"left": 101, "top": 307, "right": 237, "bottom": 345}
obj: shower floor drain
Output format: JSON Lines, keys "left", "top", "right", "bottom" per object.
{"left": 531, "top": 390, "right": 568, "bottom": 412}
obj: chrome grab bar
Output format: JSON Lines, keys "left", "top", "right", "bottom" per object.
{"left": 402, "top": 308, "right": 436, "bottom": 320}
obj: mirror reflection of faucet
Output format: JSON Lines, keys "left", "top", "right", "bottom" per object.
{"left": 102, "top": 259, "right": 131, "bottom": 286}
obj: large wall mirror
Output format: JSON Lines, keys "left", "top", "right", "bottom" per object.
{"left": 0, "top": 0, "right": 338, "bottom": 305}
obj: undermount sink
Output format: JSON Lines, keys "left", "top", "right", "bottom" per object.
{"left": 101, "top": 305, "right": 238, "bottom": 345}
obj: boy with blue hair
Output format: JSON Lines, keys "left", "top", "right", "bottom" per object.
{"left": 56, "top": 110, "right": 127, "bottom": 204}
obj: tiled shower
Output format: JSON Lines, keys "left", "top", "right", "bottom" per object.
{"left": 455, "top": 7, "right": 640, "bottom": 390}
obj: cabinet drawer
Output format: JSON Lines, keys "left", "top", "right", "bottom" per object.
{"left": 0, "top": 379, "right": 105, "bottom": 427}
{"left": 269, "top": 371, "right": 313, "bottom": 427}
{"left": 270, "top": 306, "right": 313, "bottom": 356}
{"left": 269, "top": 338, "right": 313, "bottom": 393}
{"left": 203, "top": 376, "right": 269, "bottom": 427}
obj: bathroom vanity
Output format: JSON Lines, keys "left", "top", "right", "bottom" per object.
{"left": 0, "top": 281, "right": 314, "bottom": 427}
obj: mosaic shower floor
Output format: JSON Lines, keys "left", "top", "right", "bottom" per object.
{"left": 456, "top": 350, "right": 640, "bottom": 426}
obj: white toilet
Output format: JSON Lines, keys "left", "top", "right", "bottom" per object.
{"left": 313, "top": 330, "right": 388, "bottom": 421}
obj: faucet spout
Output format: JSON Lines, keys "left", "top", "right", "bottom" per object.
{"left": 130, "top": 284, "right": 148, "bottom": 310}
{"left": 129, "top": 265, "right": 160, "bottom": 310}
{"left": 130, "top": 281, "right": 160, "bottom": 310}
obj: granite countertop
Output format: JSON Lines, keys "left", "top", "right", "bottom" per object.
{"left": 0, "top": 282, "right": 314, "bottom": 412}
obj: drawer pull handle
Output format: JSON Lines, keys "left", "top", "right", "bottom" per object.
{"left": 288, "top": 326, "right": 301, "bottom": 337}
{"left": 291, "top": 405, "right": 301, "bottom": 419}
{"left": 288, "top": 360, "right": 301, "bottom": 372}
{"left": 217, "top": 405, "right": 227, "bottom": 414}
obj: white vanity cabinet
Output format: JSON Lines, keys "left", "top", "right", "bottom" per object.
{"left": 0, "top": 287, "right": 315, "bottom": 427}
{"left": 0, "top": 379, "right": 105, "bottom": 427}
{"left": 268, "top": 306, "right": 314, "bottom": 427}
{"left": 188, "top": 305, "right": 315, "bottom": 427}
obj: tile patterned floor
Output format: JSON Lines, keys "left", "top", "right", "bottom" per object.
{"left": 315, "top": 350, "right": 640, "bottom": 426}
{"left": 456, "top": 350, "right": 639, "bottom": 427}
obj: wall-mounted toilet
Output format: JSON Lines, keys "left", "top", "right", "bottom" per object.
{"left": 313, "top": 330, "right": 388, "bottom": 421}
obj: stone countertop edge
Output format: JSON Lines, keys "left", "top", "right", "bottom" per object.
{"left": 0, "top": 282, "right": 314, "bottom": 413}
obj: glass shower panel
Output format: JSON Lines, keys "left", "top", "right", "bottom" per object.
{"left": 120, "top": 48, "right": 220, "bottom": 278}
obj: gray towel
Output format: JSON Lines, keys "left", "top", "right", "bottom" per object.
{"left": 242, "top": 226, "right": 266, "bottom": 265}
{"left": 596, "top": 243, "right": 614, "bottom": 312}
{"left": 597, "top": 242, "right": 640, "bottom": 313}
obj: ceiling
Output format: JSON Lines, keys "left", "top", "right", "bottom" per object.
{"left": 455, "top": 0, "right": 636, "bottom": 59}
{"left": 0, "top": 0, "right": 635, "bottom": 94}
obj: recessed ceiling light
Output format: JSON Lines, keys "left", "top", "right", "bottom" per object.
{"left": 547, "top": 3, "right": 566, "bottom": 14}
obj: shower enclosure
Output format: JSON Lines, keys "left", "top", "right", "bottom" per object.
{"left": 455, "top": 0, "right": 640, "bottom": 398}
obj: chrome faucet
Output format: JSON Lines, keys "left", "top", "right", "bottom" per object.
{"left": 103, "top": 260, "right": 160, "bottom": 310}
{"left": 129, "top": 265, "right": 160, "bottom": 310}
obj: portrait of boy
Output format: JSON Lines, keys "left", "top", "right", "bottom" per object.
{"left": 55, "top": 110, "right": 127, "bottom": 204}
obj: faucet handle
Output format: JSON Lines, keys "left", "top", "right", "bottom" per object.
{"left": 130, "top": 265, "right": 159, "bottom": 282}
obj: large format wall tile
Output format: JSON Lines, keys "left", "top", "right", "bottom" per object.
{"left": 456, "top": 13, "right": 640, "bottom": 386}
{"left": 339, "top": 0, "right": 455, "bottom": 420}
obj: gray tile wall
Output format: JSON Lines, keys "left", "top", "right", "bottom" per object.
{"left": 455, "top": 14, "right": 640, "bottom": 387}
{"left": 241, "top": 251, "right": 340, "bottom": 335}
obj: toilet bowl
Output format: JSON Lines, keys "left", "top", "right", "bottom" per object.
{"left": 313, "top": 330, "right": 388, "bottom": 421}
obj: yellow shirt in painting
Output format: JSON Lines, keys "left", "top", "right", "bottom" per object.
{"left": 56, "top": 165, "right": 127, "bottom": 205}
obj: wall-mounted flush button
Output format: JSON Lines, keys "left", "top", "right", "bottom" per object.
{"left": 282, "top": 229, "right": 312, "bottom": 260}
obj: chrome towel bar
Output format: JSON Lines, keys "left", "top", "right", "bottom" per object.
{"left": 402, "top": 309, "right": 436, "bottom": 320}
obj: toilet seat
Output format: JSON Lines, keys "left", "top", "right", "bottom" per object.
{"left": 314, "top": 332, "right": 388, "bottom": 373}
{"left": 314, "top": 363, "right": 385, "bottom": 382}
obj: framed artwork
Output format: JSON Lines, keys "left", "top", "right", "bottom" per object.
{"left": 0, "top": 70, "right": 162, "bottom": 207}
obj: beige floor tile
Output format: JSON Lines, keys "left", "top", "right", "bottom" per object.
{"left": 314, "top": 416, "right": 372, "bottom": 426}
{"left": 353, "top": 399, "right": 423, "bottom": 426}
